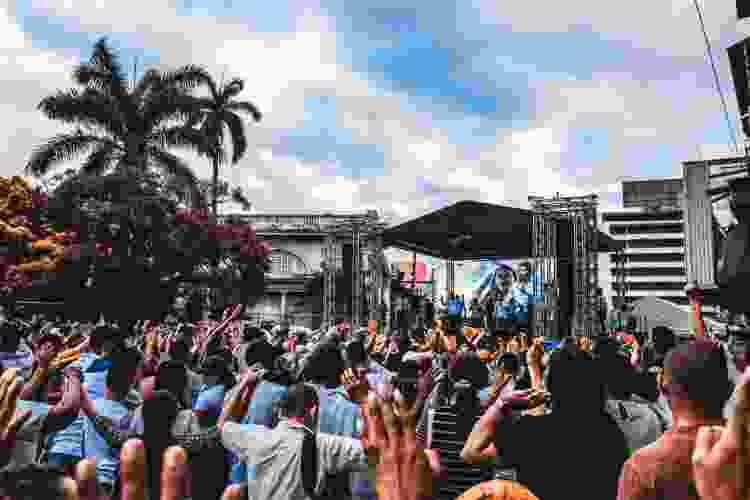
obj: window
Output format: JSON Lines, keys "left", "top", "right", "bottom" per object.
{"left": 269, "top": 250, "right": 307, "bottom": 275}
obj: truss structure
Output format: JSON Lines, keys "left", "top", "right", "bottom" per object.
{"left": 529, "top": 209, "right": 558, "bottom": 338}
{"left": 322, "top": 232, "right": 338, "bottom": 329}
{"left": 530, "top": 194, "right": 600, "bottom": 337}
{"left": 321, "top": 215, "right": 387, "bottom": 328}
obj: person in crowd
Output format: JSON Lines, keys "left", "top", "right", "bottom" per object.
{"left": 221, "top": 381, "right": 371, "bottom": 500}
{"left": 81, "top": 371, "right": 257, "bottom": 500}
{"left": 300, "top": 336, "right": 376, "bottom": 500}
{"left": 424, "top": 353, "right": 490, "bottom": 498}
{"left": 5, "top": 363, "right": 81, "bottom": 469}
{"left": 480, "top": 352, "right": 520, "bottom": 408}
{"left": 194, "top": 355, "right": 236, "bottom": 427}
{"left": 18, "top": 328, "right": 63, "bottom": 403}
{"left": 0, "top": 320, "right": 34, "bottom": 379}
{"left": 76, "top": 347, "right": 143, "bottom": 497}
{"left": 639, "top": 326, "right": 677, "bottom": 374}
{"left": 468, "top": 297, "right": 483, "bottom": 329}
{"left": 45, "top": 326, "right": 134, "bottom": 476}
{"left": 462, "top": 347, "right": 629, "bottom": 500}
{"left": 226, "top": 336, "right": 290, "bottom": 485}
{"left": 617, "top": 338, "right": 734, "bottom": 500}
{"left": 594, "top": 336, "right": 670, "bottom": 454}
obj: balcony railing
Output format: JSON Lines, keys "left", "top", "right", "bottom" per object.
{"left": 218, "top": 213, "right": 381, "bottom": 232}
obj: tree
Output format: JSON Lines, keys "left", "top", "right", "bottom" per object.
{"left": 25, "top": 37, "right": 209, "bottom": 208}
{"left": 196, "top": 178, "right": 252, "bottom": 213}
{"left": 190, "top": 74, "right": 262, "bottom": 219}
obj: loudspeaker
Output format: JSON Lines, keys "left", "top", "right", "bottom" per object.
{"left": 556, "top": 219, "right": 574, "bottom": 339}
{"left": 740, "top": 0, "right": 750, "bottom": 19}
{"left": 717, "top": 222, "right": 750, "bottom": 290}
{"left": 342, "top": 244, "right": 353, "bottom": 316}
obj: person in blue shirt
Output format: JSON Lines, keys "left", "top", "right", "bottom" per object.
{"left": 512, "top": 261, "right": 544, "bottom": 333}
{"left": 45, "top": 326, "right": 128, "bottom": 475}
{"left": 193, "top": 355, "right": 235, "bottom": 427}
{"left": 82, "top": 347, "right": 142, "bottom": 497}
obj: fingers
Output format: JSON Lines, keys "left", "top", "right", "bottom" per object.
{"left": 75, "top": 458, "right": 99, "bottom": 500}
{"left": 61, "top": 477, "right": 80, "bottom": 500}
{"left": 120, "top": 439, "right": 146, "bottom": 500}
{"left": 376, "top": 391, "right": 402, "bottom": 443}
{"left": 160, "top": 446, "right": 188, "bottom": 500}
{"left": 367, "top": 392, "right": 387, "bottom": 448}
{"left": 0, "top": 377, "right": 22, "bottom": 431}
{"left": 221, "top": 484, "right": 243, "bottom": 500}
{"left": 693, "top": 426, "right": 725, "bottom": 465}
{"left": 394, "top": 389, "right": 417, "bottom": 430}
{"left": 6, "top": 408, "right": 31, "bottom": 436}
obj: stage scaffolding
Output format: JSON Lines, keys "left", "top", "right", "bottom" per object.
{"left": 530, "top": 194, "right": 600, "bottom": 337}
{"left": 321, "top": 215, "right": 387, "bottom": 329}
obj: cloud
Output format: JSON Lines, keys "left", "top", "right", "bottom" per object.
{"left": 6, "top": 0, "right": 749, "bottom": 236}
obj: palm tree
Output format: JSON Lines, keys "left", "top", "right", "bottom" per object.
{"left": 25, "top": 37, "right": 210, "bottom": 208}
{"left": 190, "top": 74, "right": 262, "bottom": 219}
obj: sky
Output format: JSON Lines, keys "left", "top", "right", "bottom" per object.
{"left": 2, "top": 0, "right": 750, "bottom": 225}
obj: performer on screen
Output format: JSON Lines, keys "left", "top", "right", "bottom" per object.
{"left": 482, "top": 263, "right": 519, "bottom": 333}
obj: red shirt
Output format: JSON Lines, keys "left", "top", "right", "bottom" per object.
{"left": 617, "top": 424, "right": 721, "bottom": 500}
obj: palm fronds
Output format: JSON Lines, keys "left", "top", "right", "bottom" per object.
{"left": 222, "top": 111, "right": 247, "bottom": 164}
{"left": 25, "top": 132, "right": 105, "bottom": 176}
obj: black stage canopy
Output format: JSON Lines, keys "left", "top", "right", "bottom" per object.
{"left": 381, "top": 200, "right": 623, "bottom": 260}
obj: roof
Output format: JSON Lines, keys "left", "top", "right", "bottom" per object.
{"left": 381, "top": 200, "right": 623, "bottom": 260}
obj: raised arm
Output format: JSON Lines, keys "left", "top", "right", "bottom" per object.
{"left": 78, "top": 379, "right": 138, "bottom": 448}
{"left": 42, "top": 367, "right": 83, "bottom": 433}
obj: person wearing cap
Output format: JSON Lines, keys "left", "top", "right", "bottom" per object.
{"left": 618, "top": 338, "right": 735, "bottom": 500}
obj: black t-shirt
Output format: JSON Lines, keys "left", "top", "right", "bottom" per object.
{"left": 495, "top": 412, "right": 628, "bottom": 500}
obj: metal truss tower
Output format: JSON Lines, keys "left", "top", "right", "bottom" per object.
{"left": 529, "top": 208, "right": 558, "bottom": 339}
{"left": 322, "top": 232, "right": 338, "bottom": 329}
{"left": 322, "top": 214, "right": 387, "bottom": 328}
{"left": 529, "top": 194, "right": 600, "bottom": 337}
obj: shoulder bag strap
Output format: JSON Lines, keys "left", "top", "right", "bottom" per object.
{"left": 301, "top": 429, "right": 319, "bottom": 500}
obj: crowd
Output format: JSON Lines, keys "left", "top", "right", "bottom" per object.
{"left": 0, "top": 302, "right": 747, "bottom": 500}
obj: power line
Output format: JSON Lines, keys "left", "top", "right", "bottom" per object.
{"left": 692, "top": 0, "right": 739, "bottom": 153}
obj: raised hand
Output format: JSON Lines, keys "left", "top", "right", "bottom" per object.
{"left": 692, "top": 367, "right": 750, "bottom": 500}
{"left": 526, "top": 338, "right": 544, "bottom": 370}
{"left": 0, "top": 367, "right": 31, "bottom": 467}
{"left": 365, "top": 388, "right": 432, "bottom": 500}
{"left": 342, "top": 368, "right": 369, "bottom": 404}
{"left": 73, "top": 441, "right": 193, "bottom": 500}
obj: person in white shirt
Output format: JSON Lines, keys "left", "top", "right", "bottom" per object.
{"left": 220, "top": 382, "right": 370, "bottom": 500}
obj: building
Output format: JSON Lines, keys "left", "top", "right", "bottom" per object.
{"left": 601, "top": 177, "right": 723, "bottom": 322}
{"left": 601, "top": 178, "right": 688, "bottom": 310}
{"left": 218, "top": 211, "right": 387, "bottom": 329}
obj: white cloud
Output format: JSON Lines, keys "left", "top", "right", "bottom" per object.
{"left": 475, "top": 0, "right": 749, "bottom": 58}
{"left": 6, "top": 0, "right": 747, "bottom": 234}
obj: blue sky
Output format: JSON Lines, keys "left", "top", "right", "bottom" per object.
{"left": 3, "top": 0, "right": 750, "bottom": 219}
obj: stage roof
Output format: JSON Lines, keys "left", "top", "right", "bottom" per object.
{"left": 381, "top": 200, "right": 623, "bottom": 260}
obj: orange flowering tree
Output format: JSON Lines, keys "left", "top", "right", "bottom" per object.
{"left": 3, "top": 173, "right": 270, "bottom": 322}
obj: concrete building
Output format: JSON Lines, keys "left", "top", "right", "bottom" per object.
{"left": 601, "top": 177, "right": 721, "bottom": 320}
{"left": 219, "top": 211, "right": 386, "bottom": 329}
{"left": 601, "top": 178, "right": 688, "bottom": 310}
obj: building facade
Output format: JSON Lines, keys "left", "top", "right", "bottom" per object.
{"left": 219, "top": 211, "right": 387, "bottom": 329}
{"left": 602, "top": 178, "right": 721, "bottom": 321}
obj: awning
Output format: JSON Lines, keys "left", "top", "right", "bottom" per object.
{"left": 381, "top": 200, "right": 623, "bottom": 260}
